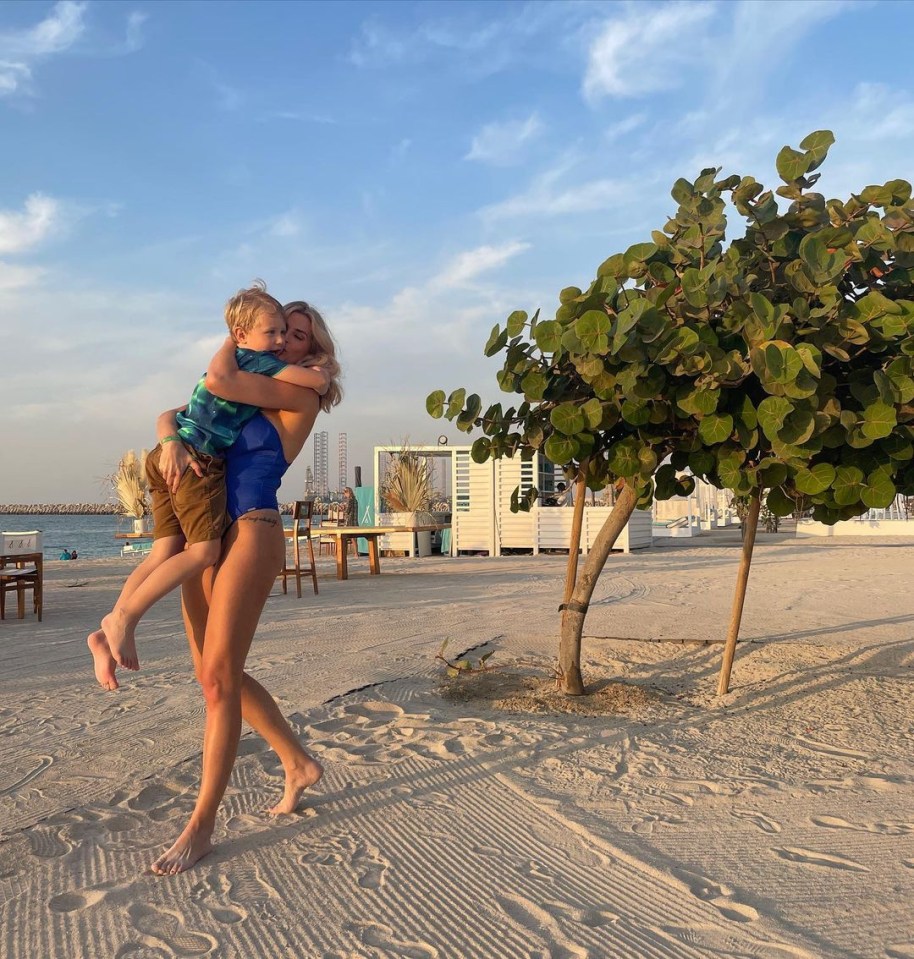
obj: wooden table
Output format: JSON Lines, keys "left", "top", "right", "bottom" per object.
{"left": 293, "top": 525, "right": 449, "bottom": 580}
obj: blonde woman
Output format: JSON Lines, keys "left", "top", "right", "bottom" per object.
{"left": 150, "top": 301, "right": 342, "bottom": 874}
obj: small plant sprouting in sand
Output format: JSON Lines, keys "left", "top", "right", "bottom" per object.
{"left": 436, "top": 640, "right": 497, "bottom": 679}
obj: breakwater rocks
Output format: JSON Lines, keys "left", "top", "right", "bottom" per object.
{"left": 0, "top": 504, "right": 119, "bottom": 515}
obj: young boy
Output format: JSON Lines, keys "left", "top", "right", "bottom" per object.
{"left": 88, "top": 282, "right": 328, "bottom": 688}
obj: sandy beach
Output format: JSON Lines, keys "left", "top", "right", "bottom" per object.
{"left": 2, "top": 534, "right": 913, "bottom": 958}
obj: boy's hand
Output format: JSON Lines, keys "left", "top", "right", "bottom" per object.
{"left": 311, "top": 366, "right": 330, "bottom": 395}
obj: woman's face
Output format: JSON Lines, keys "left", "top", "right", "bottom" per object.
{"left": 280, "top": 310, "right": 314, "bottom": 364}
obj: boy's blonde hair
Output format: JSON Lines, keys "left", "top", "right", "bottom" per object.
{"left": 284, "top": 300, "right": 343, "bottom": 412}
{"left": 225, "top": 279, "right": 284, "bottom": 337}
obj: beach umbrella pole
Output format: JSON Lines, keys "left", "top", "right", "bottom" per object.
{"left": 717, "top": 492, "right": 761, "bottom": 696}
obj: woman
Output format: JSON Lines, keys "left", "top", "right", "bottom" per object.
{"left": 151, "top": 301, "right": 341, "bottom": 875}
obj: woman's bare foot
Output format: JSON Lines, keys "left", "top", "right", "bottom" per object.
{"left": 268, "top": 755, "right": 324, "bottom": 815}
{"left": 87, "top": 630, "right": 118, "bottom": 690}
{"left": 150, "top": 823, "right": 213, "bottom": 875}
{"left": 100, "top": 608, "right": 139, "bottom": 670}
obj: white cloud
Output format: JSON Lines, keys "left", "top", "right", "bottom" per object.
{"left": 432, "top": 241, "right": 530, "bottom": 289}
{"left": 583, "top": 2, "right": 715, "bottom": 100}
{"left": 0, "top": 262, "right": 44, "bottom": 290}
{"left": 349, "top": 4, "right": 585, "bottom": 76}
{"left": 0, "top": 0, "right": 87, "bottom": 96}
{"left": 122, "top": 11, "right": 147, "bottom": 54}
{"left": 466, "top": 113, "right": 543, "bottom": 166}
{"left": 605, "top": 113, "right": 646, "bottom": 140}
{"left": 0, "top": 61, "right": 30, "bottom": 95}
{"left": 714, "top": 0, "right": 849, "bottom": 96}
{"left": 0, "top": 194, "right": 60, "bottom": 254}
{"left": 268, "top": 212, "right": 302, "bottom": 238}
{"left": 480, "top": 160, "right": 630, "bottom": 222}
{"left": 0, "top": 0, "right": 87, "bottom": 56}
{"left": 390, "top": 138, "right": 412, "bottom": 163}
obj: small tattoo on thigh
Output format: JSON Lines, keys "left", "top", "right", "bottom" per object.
{"left": 240, "top": 515, "right": 280, "bottom": 527}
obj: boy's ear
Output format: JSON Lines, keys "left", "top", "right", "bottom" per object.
{"left": 232, "top": 325, "right": 246, "bottom": 344}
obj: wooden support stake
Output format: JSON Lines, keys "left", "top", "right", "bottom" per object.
{"left": 717, "top": 493, "right": 761, "bottom": 696}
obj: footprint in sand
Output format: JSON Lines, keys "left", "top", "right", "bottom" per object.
{"left": 48, "top": 888, "right": 109, "bottom": 913}
{"left": 811, "top": 815, "right": 914, "bottom": 836}
{"left": 225, "top": 864, "right": 281, "bottom": 920}
{"left": 730, "top": 808, "right": 782, "bottom": 834}
{"left": 126, "top": 782, "right": 182, "bottom": 813}
{"left": 189, "top": 869, "right": 247, "bottom": 925}
{"left": 542, "top": 899, "right": 621, "bottom": 928}
{"left": 350, "top": 921, "right": 439, "bottom": 958}
{"left": 772, "top": 847, "right": 869, "bottom": 872}
{"left": 663, "top": 925, "right": 815, "bottom": 958}
{"left": 114, "top": 944, "right": 172, "bottom": 958}
{"left": 127, "top": 903, "right": 217, "bottom": 957}
{"left": 25, "top": 825, "right": 72, "bottom": 859}
{"left": 495, "top": 894, "right": 588, "bottom": 959}
{"left": 353, "top": 839, "right": 389, "bottom": 890}
{"left": 671, "top": 867, "right": 759, "bottom": 923}
{"left": 887, "top": 946, "right": 914, "bottom": 959}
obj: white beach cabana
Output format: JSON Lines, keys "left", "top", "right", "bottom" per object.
{"left": 373, "top": 445, "right": 652, "bottom": 557}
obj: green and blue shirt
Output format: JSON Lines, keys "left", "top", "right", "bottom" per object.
{"left": 175, "top": 349, "right": 287, "bottom": 456}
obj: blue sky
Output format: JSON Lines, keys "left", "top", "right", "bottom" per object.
{"left": 2, "top": 0, "right": 912, "bottom": 503}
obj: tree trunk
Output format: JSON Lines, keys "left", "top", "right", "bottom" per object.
{"left": 562, "top": 472, "right": 588, "bottom": 605}
{"left": 558, "top": 482, "right": 638, "bottom": 696}
{"left": 717, "top": 492, "right": 761, "bottom": 696}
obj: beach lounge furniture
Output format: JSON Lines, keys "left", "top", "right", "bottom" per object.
{"left": 280, "top": 498, "right": 319, "bottom": 598}
{"left": 1, "top": 531, "right": 44, "bottom": 621}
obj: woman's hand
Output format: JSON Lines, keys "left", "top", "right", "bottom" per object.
{"left": 159, "top": 438, "right": 202, "bottom": 494}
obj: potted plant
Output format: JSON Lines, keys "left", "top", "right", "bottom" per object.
{"left": 111, "top": 449, "right": 151, "bottom": 533}
{"left": 379, "top": 447, "right": 434, "bottom": 556}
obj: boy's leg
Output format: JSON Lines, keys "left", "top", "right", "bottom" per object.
{"left": 88, "top": 444, "right": 187, "bottom": 683}
{"left": 102, "top": 539, "right": 221, "bottom": 669}
{"left": 104, "top": 454, "right": 227, "bottom": 671}
{"left": 88, "top": 535, "right": 185, "bottom": 685}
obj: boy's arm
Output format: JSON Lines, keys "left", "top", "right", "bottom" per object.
{"left": 156, "top": 406, "right": 203, "bottom": 493}
{"left": 204, "top": 338, "right": 325, "bottom": 411}
{"left": 273, "top": 365, "right": 330, "bottom": 394}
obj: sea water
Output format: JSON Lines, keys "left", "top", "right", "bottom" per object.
{"left": 0, "top": 513, "right": 299, "bottom": 561}
{"left": 1, "top": 514, "right": 126, "bottom": 561}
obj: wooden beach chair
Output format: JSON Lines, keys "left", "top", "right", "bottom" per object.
{"left": 280, "top": 498, "right": 319, "bottom": 598}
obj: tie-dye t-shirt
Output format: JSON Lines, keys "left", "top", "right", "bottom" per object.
{"left": 175, "top": 349, "right": 287, "bottom": 456}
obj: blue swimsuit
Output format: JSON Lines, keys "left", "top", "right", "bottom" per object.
{"left": 225, "top": 413, "right": 290, "bottom": 522}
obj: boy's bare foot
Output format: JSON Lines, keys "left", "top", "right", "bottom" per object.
{"left": 87, "top": 630, "right": 118, "bottom": 690}
{"left": 268, "top": 755, "right": 324, "bottom": 815}
{"left": 100, "top": 609, "right": 139, "bottom": 670}
{"left": 150, "top": 824, "right": 213, "bottom": 876}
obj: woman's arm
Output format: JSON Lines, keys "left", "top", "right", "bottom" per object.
{"left": 204, "top": 338, "right": 325, "bottom": 411}
{"left": 155, "top": 406, "right": 203, "bottom": 493}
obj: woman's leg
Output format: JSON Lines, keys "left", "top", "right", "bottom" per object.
{"left": 152, "top": 516, "right": 318, "bottom": 874}
{"left": 181, "top": 549, "right": 323, "bottom": 816}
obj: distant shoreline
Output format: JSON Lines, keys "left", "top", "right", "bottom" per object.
{"left": 0, "top": 505, "right": 119, "bottom": 515}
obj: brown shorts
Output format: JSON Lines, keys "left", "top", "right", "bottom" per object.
{"left": 146, "top": 443, "right": 228, "bottom": 545}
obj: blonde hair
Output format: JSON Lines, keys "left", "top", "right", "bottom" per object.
{"left": 284, "top": 300, "right": 343, "bottom": 411}
{"left": 225, "top": 279, "right": 284, "bottom": 337}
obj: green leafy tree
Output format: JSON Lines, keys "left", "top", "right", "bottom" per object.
{"left": 430, "top": 131, "right": 914, "bottom": 695}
